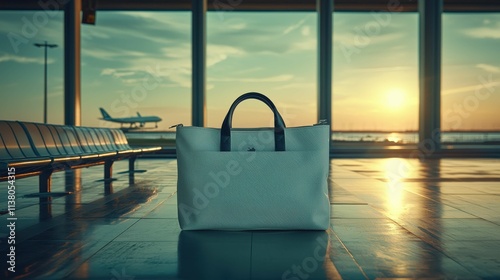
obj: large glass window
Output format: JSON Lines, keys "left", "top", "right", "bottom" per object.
{"left": 81, "top": 12, "right": 191, "bottom": 148}
{"left": 442, "top": 13, "right": 500, "bottom": 144}
{"left": 0, "top": 11, "right": 64, "bottom": 123}
{"left": 207, "top": 12, "right": 317, "bottom": 129}
{"left": 332, "top": 13, "right": 419, "bottom": 145}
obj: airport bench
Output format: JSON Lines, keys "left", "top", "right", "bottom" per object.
{"left": 0, "top": 120, "right": 161, "bottom": 193}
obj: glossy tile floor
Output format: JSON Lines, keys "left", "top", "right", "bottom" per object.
{"left": 1, "top": 158, "right": 500, "bottom": 279}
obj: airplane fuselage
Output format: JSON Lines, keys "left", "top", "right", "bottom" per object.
{"left": 99, "top": 108, "right": 162, "bottom": 128}
{"left": 101, "top": 116, "right": 162, "bottom": 123}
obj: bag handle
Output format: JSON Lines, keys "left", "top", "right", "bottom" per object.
{"left": 220, "top": 92, "right": 286, "bottom": 151}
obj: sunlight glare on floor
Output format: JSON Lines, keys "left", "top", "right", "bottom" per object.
{"left": 383, "top": 158, "right": 412, "bottom": 219}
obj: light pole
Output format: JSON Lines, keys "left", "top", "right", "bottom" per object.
{"left": 34, "top": 41, "right": 58, "bottom": 124}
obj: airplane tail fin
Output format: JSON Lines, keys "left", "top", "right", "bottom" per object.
{"left": 137, "top": 112, "right": 142, "bottom": 117}
{"left": 100, "top": 108, "right": 112, "bottom": 120}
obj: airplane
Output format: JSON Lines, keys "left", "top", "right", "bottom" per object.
{"left": 99, "top": 108, "right": 162, "bottom": 129}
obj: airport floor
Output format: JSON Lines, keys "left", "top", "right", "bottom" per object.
{"left": 1, "top": 158, "right": 500, "bottom": 279}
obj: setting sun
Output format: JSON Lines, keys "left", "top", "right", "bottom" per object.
{"left": 385, "top": 89, "right": 406, "bottom": 109}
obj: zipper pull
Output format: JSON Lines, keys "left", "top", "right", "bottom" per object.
{"left": 314, "top": 119, "right": 328, "bottom": 126}
{"left": 169, "top": 123, "right": 184, "bottom": 129}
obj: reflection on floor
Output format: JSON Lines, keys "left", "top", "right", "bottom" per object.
{"left": 1, "top": 158, "right": 499, "bottom": 279}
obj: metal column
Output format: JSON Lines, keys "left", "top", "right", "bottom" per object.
{"left": 419, "top": 0, "right": 442, "bottom": 152}
{"left": 192, "top": 0, "right": 207, "bottom": 127}
{"left": 317, "top": 0, "right": 333, "bottom": 125}
{"left": 64, "top": 0, "right": 81, "bottom": 126}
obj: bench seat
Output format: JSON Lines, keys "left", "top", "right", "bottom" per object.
{"left": 0, "top": 120, "right": 162, "bottom": 192}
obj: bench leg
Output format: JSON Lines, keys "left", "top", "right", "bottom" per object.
{"left": 97, "top": 160, "right": 117, "bottom": 184}
{"left": 103, "top": 160, "right": 115, "bottom": 192}
{"left": 104, "top": 160, "right": 113, "bottom": 181}
{"left": 40, "top": 169, "right": 53, "bottom": 193}
{"left": 129, "top": 156, "right": 136, "bottom": 184}
{"left": 118, "top": 156, "right": 147, "bottom": 175}
{"left": 129, "top": 156, "right": 136, "bottom": 173}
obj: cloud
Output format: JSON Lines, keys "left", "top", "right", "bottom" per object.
{"left": 301, "top": 26, "right": 311, "bottom": 36}
{"left": 335, "top": 32, "right": 405, "bottom": 47}
{"left": 166, "top": 70, "right": 191, "bottom": 88}
{"left": 343, "top": 66, "right": 414, "bottom": 74}
{"left": 290, "top": 38, "right": 316, "bottom": 52}
{"left": 100, "top": 64, "right": 175, "bottom": 88}
{"left": 283, "top": 18, "right": 307, "bottom": 34}
{"left": 442, "top": 81, "right": 500, "bottom": 95}
{"left": 101, "top": 68, "right": 115, "bottom": 75}
{"left": 77, "top": 12, "right": 195, "bottom": 90}
{"left": 100, "top": 68, "right": 138, "bottom": 78}
{"left": 228, "top": 22, "right": 247, "bottom": 31}
{"left": 463, "top": 26, "right": 500, "bottom": 39}
{"left": 114, "top": 71, "right": 136, "bottom": 77}
{"left": 81, "top": 28, "right": 110, "bottom": 40}
{"left": 82, "top": 48, "right": 149, "bottom": 61}
{"left": 209, "top": 74, "right": 293, "bottom": 83}
{"left": 96, "top": 45, "right": 192, "bottom": 89}
{"left": 0, "top": 12, "right": 64, "bottom": 48}
{"left": 81, "top": 12, "right": 189, "bottom": 55}
{"left": 118, "top": 11, "right": 190, "bottom": 31}
{"left": 476, "top": 63, "right": 500, "bottom": 73}
{"left": 207, "top": 44, "right": 245, "bottom": 67}
{"left": 283, "top": 14, "right": 314, "bottom": 35}
{"left": 207, "top": 15, "right": 317, "bottom": 55}
{"left": 121, "top": 77, "right": 149, "bottom": 84}
{"left": 0, "top": 54, "right": 53, "bottom": 64}
{"left": 274, "top": 82, "right": 315, "bottom": 90}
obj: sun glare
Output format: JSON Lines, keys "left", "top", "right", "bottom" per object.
{"left": 385, "top": 89, "right": 405, "bottom": 109}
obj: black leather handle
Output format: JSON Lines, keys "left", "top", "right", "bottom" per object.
{"left": 220, "top": 92, "right": 286, "bottom": 151}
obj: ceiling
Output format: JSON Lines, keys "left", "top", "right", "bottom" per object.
{"left": 1, "top": 0, "right": 500, "bottom": 12}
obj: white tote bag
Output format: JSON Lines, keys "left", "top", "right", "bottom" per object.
{"left": 176, "top": 92, "right": 330, "bottom": 230}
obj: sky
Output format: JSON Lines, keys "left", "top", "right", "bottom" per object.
{"left": 0, "top": 10, "right": 499, "bottom": 131}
